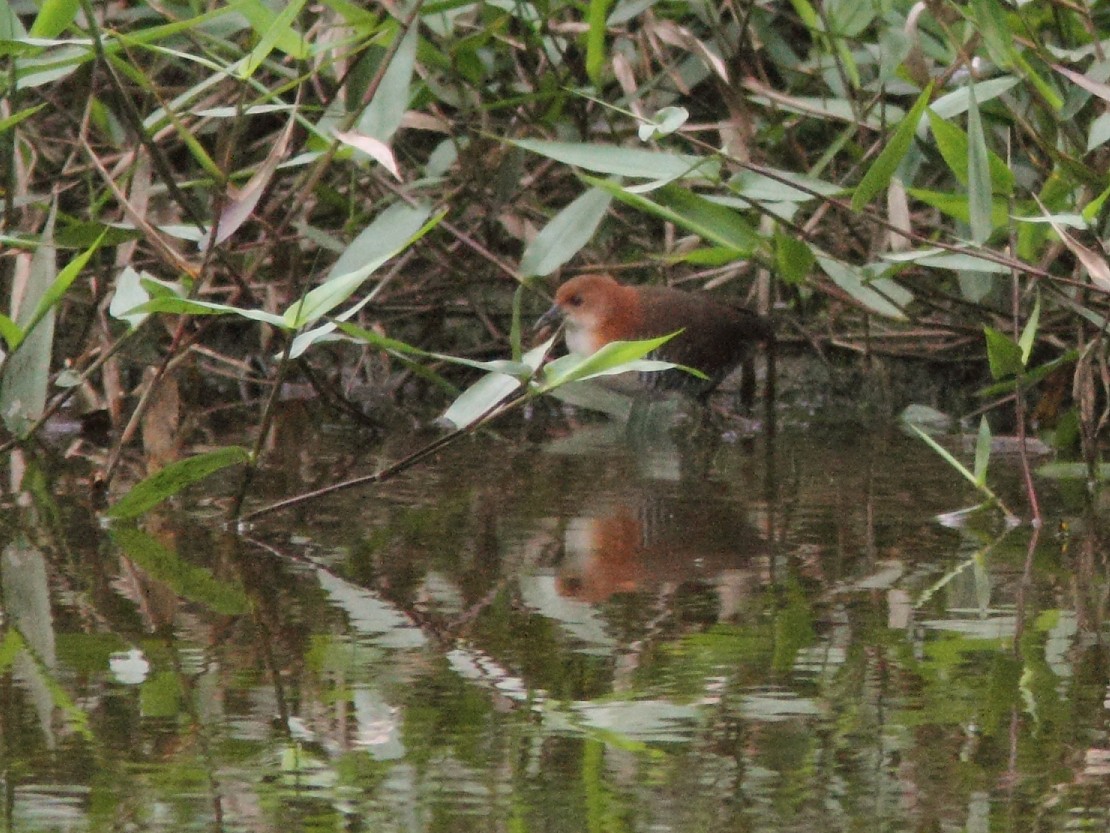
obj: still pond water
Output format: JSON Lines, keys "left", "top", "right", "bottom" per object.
{"left": 3, "top": 398, "right": 1109, "bottom": 832}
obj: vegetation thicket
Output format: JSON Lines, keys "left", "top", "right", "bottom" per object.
{"left": 3, "top": 0, "right": 1110, "bottom": 517}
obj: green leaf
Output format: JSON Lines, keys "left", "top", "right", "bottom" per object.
{"left": 774, "top": 232, "right": 815, "bottom": 284}
{"left": 907, "top": 424, "right": 979, "bottom": 488}
{"left": 638, "top": 106, "right": 689, "bottom": 141}
{"left": 926, "top": 109, "right": 1014, "bottom": 195}
{"left": 983, "top": 326, "right": 1024, "bottom": 379}
{"left": 284, "top": 204, "right": 437, "bottom": 329}
{"left": 1012, "top": 52, "right": 1063, "bottom": 111}
{"left": 511, "top": 139, "right": 720, "bottom": 181}
{"left": 338, "top": 321, "right": 532, "bottom": 377}
{"left": 0, "top": 103, "right": 47, "bottom": 134}
{"left": 519, "top": 187, "right": 612, "bottom": 277}
{"left": 1019, "top": 293, "right": 1040, "bottom": 364}
{"left": 826, "top": 0, "right": 874, "bottom": 36}
{"left": 731, "top": 168, "right": 844, "bottom": 202}
{"left": 110, "top": 267, "right": 156, "bottom": 328}
{"left": 973, "top": 415, "right": 991, "bottom": 486}
{"left": 537, "top": 333, "right": 695, "bottom": 391}
{"left": 1, "top": 204, "right": 57, "bottom": 435}
{"left": 1083, "top": 179, "right": 1110, "bottom": 223}
{"left": 106, "top": 446, "right": 252, "bottom": 520}
{"left": 665, "top": 246, "right": 747, "bottom": 267}
{"left": 28, "top": 0, "right": 79, "bottom": 37}
{"left": 587, "top": 178, "right": 759, "bottom": 252}
{"left": 815, "top": 253, "right": 910, "bottom": 320}
{"left": 439, "top": 338, "right": 555, "bottom": 430}
{"left": 853, "top": 83, "right": 933, "bottom": 211}
{"left": 885, "top": 249, "right": 1010, "bottom": 273}
{"left": 440, "top": 371, "right": 522, "bottom": 431}
{"left": 969, "top": 0, "right": 1014, "bottom": 70}
{"left": 238, "top": 0, "right": 308, "bottom": 78}
{"left": 965, "top": 83, "right": 994, "bottom": 243}
{"left": 1036, "top": 462, "right": 1110, "bottom": 481}
{"left": 906, "top": 188, "right": 1009, "bottom": 227}
{"left": 929, "top": 76, "right": 1020, "bottom": 120}
{"left": 978, "top": 350, "right": 1078, "bottom": 397}
{"left": 358, "top": 20, "right": 418, "bottom": 141}
{"left": 0, "top": 312, "right": 20, "bottom": 351}
{"left": 125, "top": 296, "right": 288, "bottom": 328}
{"left": 585, "top": 0, "right": 612, "bottom": 87}
{"left": 11, "top": 232, "right": 106, "bottom": 353}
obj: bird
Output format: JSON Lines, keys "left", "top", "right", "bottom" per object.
{"left": 535, "top": 273, "right": 773, "bottom": 403}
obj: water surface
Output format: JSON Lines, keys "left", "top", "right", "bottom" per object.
{"left": 2, "top": 405, "right": 1107, "bottom": 832}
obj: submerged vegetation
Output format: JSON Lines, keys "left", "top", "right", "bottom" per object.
{"left": 3, "top": 0, "right": 1110, "bottom": 518}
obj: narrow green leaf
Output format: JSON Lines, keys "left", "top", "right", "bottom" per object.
{"left": 586, "top": 178, "right": 759, "bottom": 252}
{"left": 106, "top": 446, "right": 252, "bottom": 519}
{"left": 440, "top": 372, "right": 522, "bottom": 430}
{"left": 337, "top": 322, "right": 534, "bottom": 377}
{"left": 929, "top": 76, "right": 1020, "bottom": 120}
{"left": 0, "top": 313, "right": 21, "bottom": 351}
{"left": 124, "top": 296, "right": 288, "bottom": 328}
{"left": 1018, "top": 293, "right": 1040, "bottom": 364}
{"left": 1083, "top": 180, "right": 1110, "bottom": 223}
{"left": 511, "top": 139, "right": 720, "bottom": 181}
{"left": 0, "top": 103, "right": 47, "bottom": 134}
{"left": 519, "top": 187, "right": 612, "bottom": 277}
{"left": 285, "top": 204, "right": 437, "bottom": 328}
{"left": 13, "top": 232, "right": 106, "bottom": 352}
{"left": 965, "top": 83, "right": 993, "bottom": 243}
{"left": 1037, "top": 461, "right": 1110, "bottom": 481}
{"left": 788, "top": 0, "right": 819, "bottom": 30}
{"left": 358, "top": 20, "right": 418, "bottom": 141}
{"left": 585, "top": 0, "right": 612, "bottom": 87}
{"left": 907, "top": 424, "right": 980, "bottom": 489}
{"left": 510, "top": 284, "right": 524, "bottom": 363}
{"left": 906, "top": 188, "right": 1009, "bottom": 227}
{"left": 926, "top": 109, "right": 1014, "bottom": 195}
{"left": 1, "top": 204, "right": 57, "bottom": 435}
{"left": 852, "top": 84, "right": 932, "bottom": 211}
{"left": 774, "top": 232, "right": 815, "bottom": 284}
{"left": 815, "top": 254, "right": 910, "bottom": 320}
{"left": 439, "top": 338, "right": 555, "bottom": 430}
{"left": 978, "top": 350, "right": 1078, "bottom": 397}
{"left": 973, "top": 415, "right": 991, "bottom": 486}
{"left": 537, "top": 333, "right": 693, "bottom": 391}
{"left": 238, "top": 0, "right": 308, "bottom": 78}
{"left": 983, "top": 326, "right": 1024, "bottom": 379}
{"left": 1013, "top": 52, "right": 1063, "bottom": 111}
{"left": 28, "top": 0, "right": 78, "bottom": 37}
{"left": 969, "top": 0, "right": 1014, "bottom": 70}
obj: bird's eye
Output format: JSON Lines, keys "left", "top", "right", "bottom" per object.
{"left": 568, "top": 294, "right": 583, "bottom": 307}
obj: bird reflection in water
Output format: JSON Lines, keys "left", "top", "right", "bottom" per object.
{"left": 534, "top": 273, "right": 776, "bottom": 616}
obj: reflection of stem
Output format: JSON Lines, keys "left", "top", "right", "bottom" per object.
{"left": 1008, "top": 215, "right": 1042, "bottom": 526}
{"left": 913, "top": 525, "right": 1019, "bottom": 609}
{"left": 238, "top": 390, "right": 532, "bottom": 523}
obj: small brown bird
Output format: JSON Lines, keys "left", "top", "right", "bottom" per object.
{"left": 536, "top": 273, "right": 773, "bottom": 401}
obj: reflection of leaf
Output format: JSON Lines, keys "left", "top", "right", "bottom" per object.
{"left": 739, "top": 693, "right": 822, "bottom": 721}
{"left": 111, "top": 526, "right": 251, "bottom": 615}
{"left": 107, "top": 446, "right": 251, "bottom": 519}
{"left": 573, "top": 700, "right": 700, "bottom": 742}
{"left": 314, "top": 568, "right": 426, "bottom": 649}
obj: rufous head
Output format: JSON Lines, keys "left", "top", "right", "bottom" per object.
{"left": 536, "top": 274, "right": 639, "bottom": 356}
